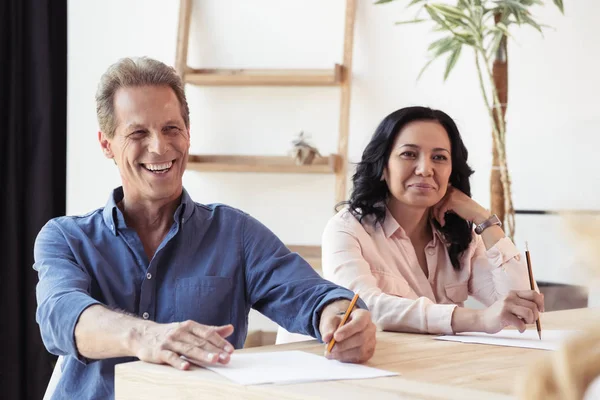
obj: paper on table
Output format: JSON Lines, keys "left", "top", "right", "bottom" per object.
{"left": 435, "top": 329, "right": 579, "bottom": 350}
{"left": 202, "top": 350, "right": 397, "bottom": 385}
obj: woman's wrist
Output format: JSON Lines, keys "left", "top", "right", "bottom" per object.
{"left": 471, "top": 209, "right": 492, "bottom": 225}
{"left": 451, "top": 307, "right": 485, "bottom": 333}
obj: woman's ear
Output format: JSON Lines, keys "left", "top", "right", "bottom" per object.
{"left": 381, "top": 167, "right": 388, "bottom": 182}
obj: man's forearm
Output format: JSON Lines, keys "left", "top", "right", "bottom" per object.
{"left": 74, "top": 304, "right": 152, "bottom": 360}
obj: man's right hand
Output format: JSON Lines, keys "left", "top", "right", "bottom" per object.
{"left": 128, "top": 320, "right": 235, "bottom": 370}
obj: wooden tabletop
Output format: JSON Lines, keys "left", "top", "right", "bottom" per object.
{"left": 115, "top": 307, "right": 598, "bottom": 400}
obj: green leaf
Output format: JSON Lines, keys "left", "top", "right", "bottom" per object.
{"left": 428, "top": 36, "right": 459, "bottom": 57}
{"left": 486, "top": 30, "right": 505, "bottom": 59}
{"left": 444, "top": 45, "right": 463, "bottom": 80}
{"left": 425, "top": 4, "right": 457, "bottom": 33}
{"left": 454, "top": 31, "right": 477, "bottom": 46}
{"left": 394, "top": 19, "right": 427, "bottom": 25}
{"left": 407, "top": 0, "right": 424, "bottom": 7}
{"left": 521, "top": 13, "right": 544, "bottom": 33}
{"left": 553, "top": 0, "right": 564, "bottom": 13}
{"left": 495, "top": 22, "right": 511, "bottom": 37}
{"left": 417, "top": 58, "right": 437, "bottom": 81}
{"left": 494, "top": 0, "right": 527, "bottom": 11}
{"left": 374, "top": 0, "right": 397, "bottom": 4}
{"left": 429, "top": 3, "right": 468, "bottom": 20}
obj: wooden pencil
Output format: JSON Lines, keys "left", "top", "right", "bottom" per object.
{"left": 525, "top": 242, "right": 542, "bottom": 340}
{"left": 326, "top": 293, "right": 360, "bottom": 354}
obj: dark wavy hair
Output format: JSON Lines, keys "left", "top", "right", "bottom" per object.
{"left": 341, "top": 106, "right": 475, "bottom": 270}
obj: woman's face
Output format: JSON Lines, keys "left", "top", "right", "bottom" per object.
{"left": 383, "top": 120, "right": 453, "bottom": 210}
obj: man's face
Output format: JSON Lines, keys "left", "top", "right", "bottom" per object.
{"left": 99, "top": 85, "right": 190, "bottom": 203}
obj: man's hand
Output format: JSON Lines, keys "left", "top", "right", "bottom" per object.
{"left": 319, "top": 300, "right": 376, "bottom": 363}
{"left": 128, "top": 320, "right": 235, "bottom": 370}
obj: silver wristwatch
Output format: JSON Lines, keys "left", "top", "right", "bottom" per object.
{"left": 474, "top": 214, "right": 502, "bottom": 234}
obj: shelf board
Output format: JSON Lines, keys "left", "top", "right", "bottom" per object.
{"left": 183, "top": 64, "right": 344, "bottom": 87}
{"left": 288, "top": 245, "right": 322, "bottom": 272}
{"left": 187, "top": 154, "right": 340, "bottom": 174}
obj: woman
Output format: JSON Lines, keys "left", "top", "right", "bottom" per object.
{"left": 322, "top": 106, "right": 544, "bottom": 335}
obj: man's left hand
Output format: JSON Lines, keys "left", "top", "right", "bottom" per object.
{"left": 319, "top": 300, "right": 376, "bottom": 363}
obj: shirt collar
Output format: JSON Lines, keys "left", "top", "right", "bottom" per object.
{"left": 382, "top": 206, "right": 446, "bottom": 245}
{"left": 102, "top": 187, "right": 195, "bottom": 235}
{"left": 382, "top": 207, "right": 403, "bottom": 238}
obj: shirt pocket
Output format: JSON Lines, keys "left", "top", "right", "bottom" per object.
{"left": 444, "top": 282, "right": 469, "bottom": 304}
{"left": 174, "top": 276, "right": 233, "bottom": 326}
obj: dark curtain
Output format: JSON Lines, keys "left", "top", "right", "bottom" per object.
{"left": 0, "top": 0, "right": 67, "bottom": 399}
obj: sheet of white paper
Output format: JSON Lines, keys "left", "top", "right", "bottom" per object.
{"left": 435, "top": 329, "right": 579, "bottom": 350}
{"left": 202, "top": 350, "right": 397, "bottom": 385}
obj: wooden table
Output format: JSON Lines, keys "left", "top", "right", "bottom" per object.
{"left": 115, "top": 308, "right": 598, "bottom": 400}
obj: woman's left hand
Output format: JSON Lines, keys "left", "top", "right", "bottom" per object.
{"left": 432, "top": 186, "right": 490, "bottom": 227}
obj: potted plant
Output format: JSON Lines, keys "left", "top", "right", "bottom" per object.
{"left": 375, "top": 0, "right": 564, "bottom": 238}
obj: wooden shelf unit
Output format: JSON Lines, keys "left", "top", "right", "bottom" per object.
{"left": 183, "top": 65, "right": 344, "bottom": 87}
{"left": 175, "top": 0, "right": 357, "bottom": 271}
{"left": 187, "top": 154, "right": 340, "bottom": 174}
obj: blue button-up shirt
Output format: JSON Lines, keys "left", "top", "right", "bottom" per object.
{"left": 34, "top": 187, "right": 363, "bottom": 400}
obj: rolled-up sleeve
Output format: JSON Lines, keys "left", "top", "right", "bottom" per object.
{"left": 468, "top": 235, "right": 531, "bottom": 306}
{"left": 241, "top": 214, "right": 365, "bottom": 342}
{"left": 322, "top": 216, "right": 456, "bottom": 334}
{"left": 33, "top": 220, "right": 101, "bottom": 362}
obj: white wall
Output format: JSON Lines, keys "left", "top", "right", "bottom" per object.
{"left": 68, "top": 1, "right": 600, "bottom": 326}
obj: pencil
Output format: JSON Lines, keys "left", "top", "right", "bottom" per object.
{"left": 525, "top": 242, "right": 542, "bottom": 340}
{"left": 326, "top": 293, "right": 360, "bottom": 354}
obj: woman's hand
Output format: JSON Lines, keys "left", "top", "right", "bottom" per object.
{"left": 452, "top": 290, "right": 545, "bottom": 334}
{"left": 432, "top": 186, "right": 491, "bottom": 226}
{"left": 479, "top": 290, "right": 545, "bottom": 333}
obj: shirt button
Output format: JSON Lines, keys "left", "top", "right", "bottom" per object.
{"left": 427, "top": 248, "right": 435, "bottom": 255}
{"left": 142, "top": 312, "right": 149, "bottom": 320}
{"left": 182, "top": 218, "right": 185, "bottom": 224}
{"left": 146, "top": 273, "right": 152, "bottom": 280}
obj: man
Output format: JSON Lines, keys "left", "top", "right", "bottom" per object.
{"left": 34, "top": 57, "right": 376, "bottom": 399}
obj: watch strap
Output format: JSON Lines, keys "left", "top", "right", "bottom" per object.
{"left": 474, "top": 214, "right": 502, "bottom": 234}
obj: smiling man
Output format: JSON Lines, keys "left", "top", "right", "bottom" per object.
{"left": 33, "top": 57, "right": 376, "bottom": 400}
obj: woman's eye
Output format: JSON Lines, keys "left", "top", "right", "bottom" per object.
{"left": 433, "top": 154, "right": 448, "bottom": 161}
{"left": 400, "top": 151, "right": 416, "bottom": 158}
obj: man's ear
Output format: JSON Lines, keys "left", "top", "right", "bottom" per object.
{"left": 98, "top": 131, "right": 113, "bottom": 159}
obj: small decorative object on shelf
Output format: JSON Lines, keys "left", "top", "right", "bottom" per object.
{"left": 290, "top": 131, "right": 321, "bottom": 165}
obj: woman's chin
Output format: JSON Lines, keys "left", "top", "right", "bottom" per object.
{"left": 403, "top": 196, "right": 441, "bottom": 209}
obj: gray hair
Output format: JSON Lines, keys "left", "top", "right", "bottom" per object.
{"left": 95, "top": 57, "right": 190, "bottom": 138}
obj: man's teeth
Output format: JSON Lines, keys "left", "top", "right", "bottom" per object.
{"left": 144, "top": 161, "right": 173, "bottom": 171}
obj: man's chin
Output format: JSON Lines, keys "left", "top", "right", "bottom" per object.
{"left": 138, "top": 183, "right": 183, "bottom": 200}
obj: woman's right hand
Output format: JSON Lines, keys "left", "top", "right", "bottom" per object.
{"left": 479, "top": 290, "right": 545, "bottom": 334}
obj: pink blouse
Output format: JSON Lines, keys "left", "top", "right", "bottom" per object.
{"left": 322, "top": 207, "right": 531, "bottom": 334}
